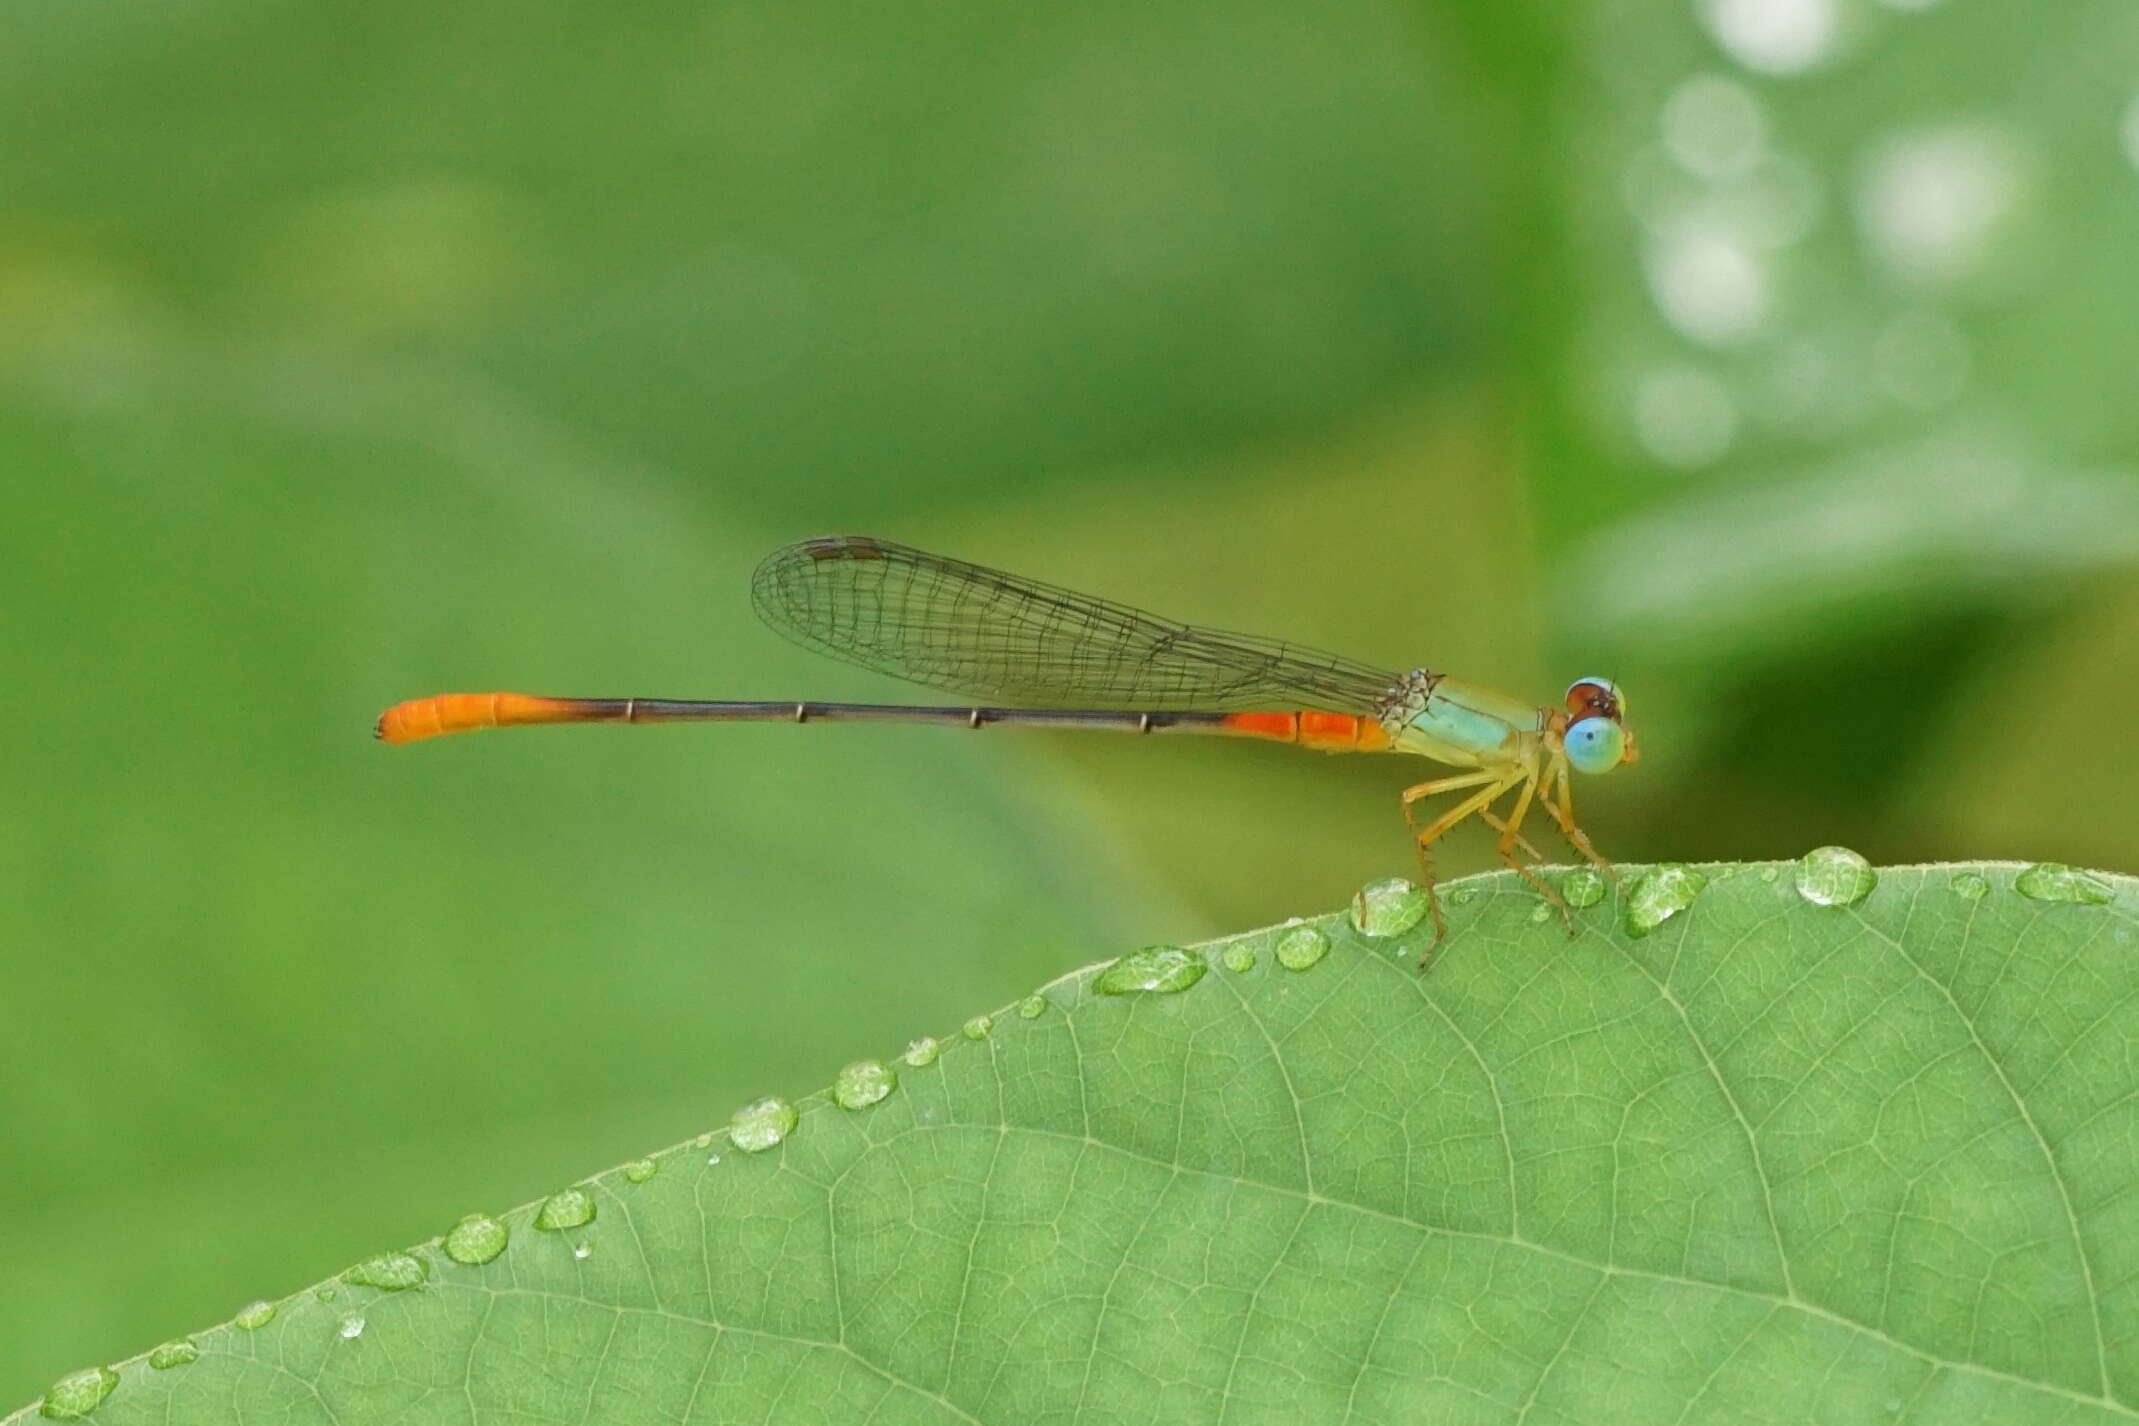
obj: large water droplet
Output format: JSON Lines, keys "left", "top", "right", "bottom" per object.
{"left": 1350, "top": 878, "right": 1429, "bottom": 938}
{"left": 338, "top": 1316, "right": 366, "bottom": 1341}
{"left": 904, "top": 1037, "right": 941, "bottom": 1067}
{"left": 1626, "top": 865, "right": 1708, "bottom": 937}
{"left": 534, "top": 1187, "right": 596, "bottom": 1231}
{"left": 1273, "top": 922, "right": 1329, "bottom": 971}
{"left": 1018, "top": 993, "right": 1049, "bottom": 1018}
{"left": 343, "top": 1252, "right": 430, "bottom": 1291}
{"left": 1220, "top": 945, "right": 1256, "bottom": 973}
{"left": 622, "top": 1158, "right": 657, "bottom": 1183}
{"left": 1794, "top": 846, "right": 1877, "bottom": 907}
{"left": 961, "top": 1014, "right": 994, "bottom": 1040}
{"left": 1561, "top": 868, "right": 1608, "bottom": 909}
{"left": 443, "top": 1213, "right": 509, "bottom": 1266}
{"left": 1950, "top": 870, "right": 1990, "bottom": 900}
{"left": 1095, "top": 945, "right": 1207, "bottom": 994}
{"left": 40, "top": 1367, "right": 117, "bottom": 1420}
{"left": 234, "top": 1301, "right": 277, "bottom": 1330}
{"left": 2015, "top": 863, "right": 2114, "bottom": 906}
{"left": 147, "top": 1341, "right": 198, "bottom": 1371}
{"left": 833, "top": 1060, "right": 896, "bottom": 1110}
{"left": 729, "top": 1096, "right": 798, "bottom": 1153}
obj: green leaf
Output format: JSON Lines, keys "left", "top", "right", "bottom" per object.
{"left": 17, "top": 860, "right": 2139, "bottom": 1424}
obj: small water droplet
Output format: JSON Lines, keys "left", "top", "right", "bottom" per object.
{"left": 903, "top": 1036, "right": 941, "bottom": 1067}
{"left": 443, "top": 1213, "right": 509, "bottom": 1266}
{"left": 1273, "top": 922, "right": 1330, "bottom": 971}
{"left": 343, "top": 1252, "right": 430, "bottom": 1291}
{"left": 1528, "top": 901, "right": 1554, "bottom": 924}
{"left": 693, "top": 1132, "right": 715, "bottom": 1149}
{"left": 961, "top": 1014, "right": 994, "bottom": 1040}
{"left": 1561, "top": 868, "right": 1608, "bottom": 908}
{"left": 1626, "top": 865, "right": 1708, "bottom": 938}
{"left": 1950, "top": 870, "right": 1990, "bottom": 900}
{"left": 534, "top": 1187, "right": 596, "bottom": 1231}
{"left": 1758, "top": 865, "right": 1781, "bottom": 883}
{"left": 234, "top": 1300, "right": 277, "bottom": 1331}
{"left": 729, "top": 1095, "right": 798, "bottom": 1153}
{"left": 313, "top": 1287, "right": 336, "bottom": 1303}
{"left": 2015, "top": 863, "right": 2114, "bottom": 906}
{"left": 40, "top": 1367, "right": 117, "bottom": 1420}
{"left": 1794, "top": 846, "right": 1877, "bottom": 907}
{"left": 1018, "top": 993, "right": 1049, "bottom": 1018}
{"left": 1094, "top": 945, "right": 1207, "bottom": 994}
{"left": 571, "top": 1243, "right": 592, "bottom": 1260}
{"left": 1446, "top": 885, "right": 1477, "bottom": 907}
{"left": 1350, "top": 877, "right": 1429, "bottom": 938}
{"left": 833, "top": 1059, "right": 897, "bottom": 1110}
{"left": 706, "top": 1150, "right": 722, "bottom": 1165}
{"left": 622, "top": 1158, "right": 657, "bottom": 1183}
{"left": 147, "top": 1341, "right": 198, "bottom": 1371}
{"left": 337, "top": 1316, "right": 365, "bottom": 1341}
{"left": 1220, "top": 945, "right": 1256, "bottom": 973}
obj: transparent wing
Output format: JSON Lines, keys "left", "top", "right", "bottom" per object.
{"left": 750, "top": 535, "right": 1405, "bottom": 713}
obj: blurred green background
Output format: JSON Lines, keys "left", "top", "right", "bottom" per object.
{"left": 7, "top": 0, "right": 2139, "bottom": 1404}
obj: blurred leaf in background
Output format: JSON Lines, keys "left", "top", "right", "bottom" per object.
{"left": 3, "top": 0, "right": 2136, "bottom": 1408}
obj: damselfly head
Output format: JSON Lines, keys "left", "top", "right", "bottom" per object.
{"left": 1563, "top": 677, "right": 1635, "bottom": 774}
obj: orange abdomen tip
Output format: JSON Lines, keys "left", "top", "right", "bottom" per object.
{"left": 376, "top": 692, "right": 609, "bottom": 743}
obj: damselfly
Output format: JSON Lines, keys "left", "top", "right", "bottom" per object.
{"left": 377, "top": 536, "right": 1638, "bottom": 947}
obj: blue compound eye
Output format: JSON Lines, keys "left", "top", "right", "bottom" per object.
{"left": 1565, "top": 716, "right": 1626, "bottom": 775}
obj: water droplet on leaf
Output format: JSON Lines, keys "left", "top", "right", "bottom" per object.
{"left": 147, "top": 1341, "right": 198, "bottom": 1371}
{"left": 1561, "top": 868, "right": 1608, "bottom": 908}
{"left": 234, "top": 1301, "right": 276, "bottom": 1331}
{"left": 1446, "top": 885, "right": 1476, "bottom": 907}
{"left": 343, "top": 1252, "right": 429, "bottom": 1291}
{"left": 1626, "top": 865, "right": 1708, "bottom": 937}
{"left": 729, "top": 1096, "right": 798, "bottom": 1153}
{"left": 904, "top": 1037, "right": 940, "bottom": 1066}
{"left": 1273, "top": 923, "right": 1330, "bottom": 971}
{"left": 1095, "top": 945, "right": 1207, "bottom": 994}
{"left": 40, "top": 1367, "right": 117, "bottom": 1420}
{"left": 961, "top": 1015, "right": 993, "bottom": 1040}
{"left": 2015, "top": 863, "right": 2113, "bottom": 905}
{"left": 443, "top": 1213, "right": 509, "bottom": 1266}
{"left": 1220, "top": 945, "right": 1256, "bottom": 973}
{"left": 534, "top": 1187, "right": 596, "bottom": 1231}
{"left": 1950, "top": 870, "right": 1990, "bottom": 900}
{"left": 1794, "top": 845, "right": 1876, "bottom": 907}
{"left": 1528, "top": 901, "right": 1554, "bottom": 924}
{"left": 622, "top": 1159, "right": 657, "bottom": 1183}
{"left": 571, "top": 1243, "right": 592, "bottom": 1260}
{"left": 1018, "top": 993, "right": 1049, "bottom": 1018}
{"left": 833, "top": 1060, "right": 896, "bottom": 1110}
{"left": 1350, "top": 878, "right": 1429, "bottom": 938}
{"left": 338, "top": 1316, "right": 365, "bottom": 1341}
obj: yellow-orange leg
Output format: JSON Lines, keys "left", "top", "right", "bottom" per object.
{"left": 1543, "top": 755, "right": 1618, "bottom": 884}
{"left": 1487, "top": 773, "right": 1576, "bottom": 935}
{"left": 1400, "top": 770, "right": 1520, "bottom": 958}
{"left": 1477, "top": 809, "right": 1544, "bottom": 863}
